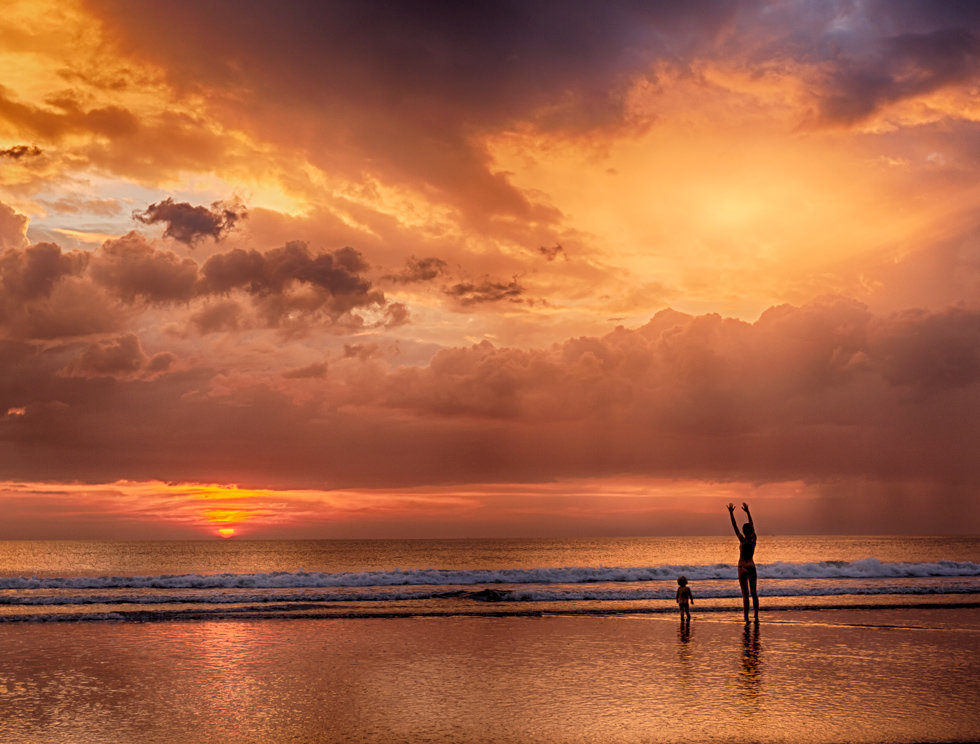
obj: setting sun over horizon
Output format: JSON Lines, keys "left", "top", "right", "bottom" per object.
{"left": 1, "top": 0, "right": 978, "bottom": 539}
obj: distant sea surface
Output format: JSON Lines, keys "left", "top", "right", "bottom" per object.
{"left": 2, "top": 535, "right": 977, "bottom": 622}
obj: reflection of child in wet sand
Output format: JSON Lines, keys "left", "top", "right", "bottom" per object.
{"left": 676, "top": 576, "right": 693, "bottom": 621}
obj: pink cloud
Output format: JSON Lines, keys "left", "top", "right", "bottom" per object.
{"left": 0, "top": 294, "right": 976, "bottom": 532}
{"left": 0, "top": 201, "right": 29, "bottom": 250}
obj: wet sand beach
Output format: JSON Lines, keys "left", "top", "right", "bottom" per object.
{"left": 1, "top": 607, "right": 978, "bottom": 744}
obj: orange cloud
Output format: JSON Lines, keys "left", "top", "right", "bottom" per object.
{"left": 2, "top": 1, "right": 979, "bottom": 539}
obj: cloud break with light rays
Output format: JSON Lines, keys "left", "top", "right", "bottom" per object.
{"left": 1, "top": 0, "right": 979, "bottom": 537}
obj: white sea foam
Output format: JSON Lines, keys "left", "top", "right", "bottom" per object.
{"left": 0, "top": 558, "right": 977, "bottom": 591}
{"left": 1, "top": 580, "right": 978, "bottom": 607}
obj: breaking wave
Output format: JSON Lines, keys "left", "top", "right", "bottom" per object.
{"left": 2, "top": 558, "right": 977, "bottom": 591}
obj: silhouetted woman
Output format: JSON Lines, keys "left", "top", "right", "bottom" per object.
{"left": 728, "top": 502, "right": 759, "bottom": 623}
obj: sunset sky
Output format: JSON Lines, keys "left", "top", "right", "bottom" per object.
{"left": 1, "top": 0, "right": 978, "bottom": 539}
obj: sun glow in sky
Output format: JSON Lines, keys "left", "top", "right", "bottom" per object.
{"left": 1, "top": 0, "right": 979, "bottom": 538}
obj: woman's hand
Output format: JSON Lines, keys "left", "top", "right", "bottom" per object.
{"left": 727, "top": 503, "right": 735, "bottom": 513}
{"left": 742, "top": 502, "right": 750, "bottom": 513}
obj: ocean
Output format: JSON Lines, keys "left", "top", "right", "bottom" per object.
{"left": 2, "top": 536, "right": 979, "bottom": 743}
{"left": 1, "top": 535, "right": 978, "bottom": 621}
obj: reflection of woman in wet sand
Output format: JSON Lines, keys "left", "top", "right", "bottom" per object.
{"left": 739, "top": 622, "right": 762, "bottom": 700}
{"left": 728, "top": 502, "right": 759, "bottom": 623}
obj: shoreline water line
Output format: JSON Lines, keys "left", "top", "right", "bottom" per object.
{"left": 3, "top": 598, "right": 979, "bottom": 623}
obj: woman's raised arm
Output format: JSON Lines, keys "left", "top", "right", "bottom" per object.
{"left": 728, "top": 503, "right": 743, "bottom": 539}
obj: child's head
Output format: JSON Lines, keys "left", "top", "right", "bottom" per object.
{"left": 677, "top": 576, "right": 687, "bottom": 587}
{"left": 743, "top": 522, "right": 755, "bottom": 537}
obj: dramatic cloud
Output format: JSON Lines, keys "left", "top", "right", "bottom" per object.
{"left": 61, "top": 333, "right": 174, "bottom": 380}
{"left": 3, "top": 1, "right": 980, "bottom": 536}
{"left": 2, "top": 298, "right": 977, "bottom": 495}
{"left": 88, "top": 0, "right": 737, "bottom": 222}
{"left": 0, "top": 226, "right": 399, "bottom": 341}
{"left": 90, "top": 231, "right": 198, "bottom": 303}
{"left": 0, "top": 84, "right": 139, "bottom": 139}
{"left": 816, "top": 26, "right": 980, "bottom": 126}
{"left": 0, "top": 241, "right": 88, "bottom": 300}
{"left": 199, "top": 241, "right": 385, "bottom": 326}
{"left": 872, "top": 306, "right": 980, "bottom": 391}
{"left": 132, "top": 198, "right": 246, "bottom": 245}
{"left": 0, "top": 202, "right": 29, "bottom": 250}
{"left": 0, "top": 240, "right": 110, "bottom": 340}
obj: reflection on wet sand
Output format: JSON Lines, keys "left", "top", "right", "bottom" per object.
{"left": 0, "top": 612, "right": 977, "bottom": 744}
{"left": 739, "top": 621, "right": 763, "bottom": 704}
{"left": 678, "top": 616, "right": 692, "bottom": 641}
{"left": 676, "top": 617, "right": 693, "bottom": 674}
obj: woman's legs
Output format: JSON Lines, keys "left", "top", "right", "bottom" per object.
{"left": 738, "top": 565, "right": 759, "bottom": 622}
{"left": 748, "top": 568, "right": 759, "bottom": 621}
{"left": 738, "top": 569, "right": 750, "bottom": 622}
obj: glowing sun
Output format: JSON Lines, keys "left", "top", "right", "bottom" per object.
{"left": 218, "top": 527, "right": 236, "bottom": 538}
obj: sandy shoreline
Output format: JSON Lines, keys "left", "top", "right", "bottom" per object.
{"left": 3, "top": 596, "right": 978, "bottom": 623}
{"left": 1, "top": 607, "right": 978, "bottom": 744}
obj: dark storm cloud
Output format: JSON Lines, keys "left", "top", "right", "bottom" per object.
{"left": 132, "top": 198, "right": 246, "bottom": 245}
{"left": 817, "top": 27, "right": 980, "bottom": 125}
{"left": 83, "top": 0, "right": 980, "bottom": 238}
{"left": 738, "top": 0, "right": 980, "bottom": 127}
{"left": 0, "top": 231, "right": 391, "bottom": 340}
{"left": 87, "top": 0, "right": 738, "bottom": 221}
{"left": 91, "top": 0, "right": 737, "bottom": 125}
{"left": 199, "top": 242, "right": 380, "bottom": 309}
{"left": 863, "top": 0, "right": 980, "bottom": 33}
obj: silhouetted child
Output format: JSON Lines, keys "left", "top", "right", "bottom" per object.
{"left": 676, "top": 575, "right": 693, "bottom": 621}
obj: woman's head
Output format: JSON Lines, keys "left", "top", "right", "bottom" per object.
{"left": 743, "top": 522, "right": 755, "bottom": 537}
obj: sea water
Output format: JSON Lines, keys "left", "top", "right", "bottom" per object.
{"left": 1, "top": 536, "right": 979, "bottom": 743}
{"left": 0, "top": 535, "right": 977, "bottom": 621}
